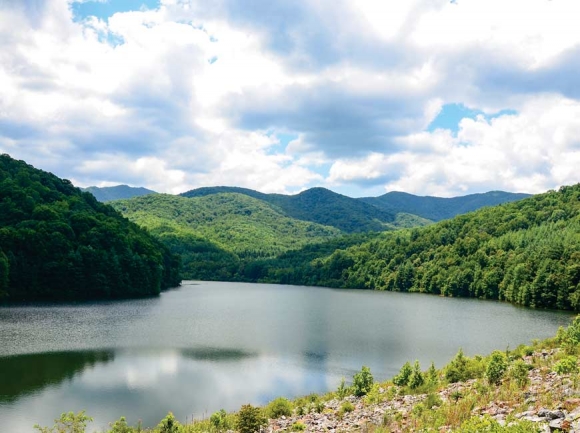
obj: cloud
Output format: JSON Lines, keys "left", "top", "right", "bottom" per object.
{"left": 328, "top": 95, "right": 580, "bottom": 196}
{"left": 0, "top": 0, "right": 579, "bottom": 196}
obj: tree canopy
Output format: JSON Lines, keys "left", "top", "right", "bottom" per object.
{"left": 0, "top": 154, "right": 180, "bottom": 301}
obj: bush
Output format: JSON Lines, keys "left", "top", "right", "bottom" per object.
{"left": 108, "top": 417, "right": 132, "bottom": 433}
{"left": 265, "top": 397, "right": 293, "bottom": 419}
{"left": 486, "top": 351, "right": 507, "bottom": 385}
{"left": 352, "top": 366, "right": 374, "bottom": 396}
{"left": 424, "top": 393, "right": 442, "bottom": 409}
{"left": 338, "top": 401, "right": 354, "bottom": 418}
{"left": 237, "top": 404, "right": 267, "bottom": 433}
{"left": 336, "top": 377, "right": 350, "bottom": 400}
{"left": 457, "top": 414, "right": 538, "bottom": 432}
{"left": 34, "top": 411, "right": 93, "bottom": 433}
{"left": 393, "top": 362, "right": 413, "bottom": 387}
{"left": 445, "top": 349, "right": 476, "bottom": 383}
{"left": 426, "top": 362, "right": 439, "bottom": 385}
{"left": 408, "top": 360, "right": 424, "bottom": 389}
{"left": 291, "top": 421, "right": 306, "bottom": 431}
{"left": 210, "top": 409, "right": 233, "bottom": 432}
{"left": 508, "top": 360, "right": 531, "bottom": 387}
{"left": 554, "top": 356, "right": 579, "bottom": 375}
{"left": 157, "top": 413, "right": 180, "bottom": 433}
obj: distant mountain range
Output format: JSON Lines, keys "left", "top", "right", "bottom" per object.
{"left": 181, "top": 186, "right": 405, "bottom": 233}
{"left": 360, "top": 190, "right": 531, "bottom": 222}
{"left": 82, "top": 185, "right": 156, "bottom": 202}
{"left": 87, "top": 184, "right": 530, "bottom": 226}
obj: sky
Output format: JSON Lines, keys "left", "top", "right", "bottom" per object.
{"left": 1, "top": 0, "right": 580, "bottom": 197}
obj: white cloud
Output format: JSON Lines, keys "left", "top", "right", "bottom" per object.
{"left": 0, "top": 0, "right": 579, "bottom": 196}
{"left": 329, "top": 95, "right": 580, "bottom": 196}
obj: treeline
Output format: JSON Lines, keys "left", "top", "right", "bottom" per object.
{"left": 0, "top": 155, "right": 180, "bottom": 301}
{"left": 257, "top": 185, "right": 579, "bottom": 310}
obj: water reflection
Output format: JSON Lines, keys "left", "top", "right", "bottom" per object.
{"left": 0, "top": 348, "right": 337, "bottom": 432}
{"left": 0, "top": 350, "right": 115, "bottom": 403}
{"left": 0, "top": 282, "right": 574, "bottom": 432}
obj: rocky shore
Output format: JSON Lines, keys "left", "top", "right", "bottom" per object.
{"left": 266, "top": 349, "right": 580, "bottom": 432}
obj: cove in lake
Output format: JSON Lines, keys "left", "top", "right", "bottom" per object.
{"left": 0, "top": 281, "right": 574, "bottom": 432}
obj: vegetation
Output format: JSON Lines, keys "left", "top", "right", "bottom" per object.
{"left": 360, "top": 190, "right": 530, "bottom": 222}
{"left": 352, "top": 365, "right": 374, "bottom": 396}
{"left": 180, "top": 186, "right": 399, "bottom": 233}
{"left": 110, "top": 193, "right": 343, "bottom": 280}
{"left": 83, "top": 185, "right": 156, "bottom": 202}
{"left": 273, "top": 185, "right": 580, "bottom": 310}
{"left": 36, "top": 314, "right": 580, "bottom": 432}
{"left": 0, "top": 154, "right": 180, "bottom": 301}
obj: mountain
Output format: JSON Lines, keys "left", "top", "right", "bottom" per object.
{"left": 275, "top": 185, "right": 579, "bottom": 310}
{"left": 181, "top": 186, "right": 404, "bottom": 233}
{"left": 83, "top": 185, "right": 156, "bottom": 202}
{"left": 0, "top": 154, "right": 180, "bottom": 301}
{"left": 110, "top": 193, "right": 343, "bottom": 280}
{"left": 360, "top": 190, "right": 531, "bottom": 221}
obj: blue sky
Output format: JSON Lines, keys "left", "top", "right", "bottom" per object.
{"left": 1, "top": 0, "right": 579, "bottom": 196}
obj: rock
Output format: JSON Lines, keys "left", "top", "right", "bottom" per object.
{"left": 549, "top": 419, "right": 565, "bottom": 431}
{"left": 540, "top": 409, "right": 565, "bottom": 420}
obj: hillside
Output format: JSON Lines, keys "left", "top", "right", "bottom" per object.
{"left": 181, "top": 186, "right": 401, "bottom": 233}
{"left": 253, "top": 185, "right": 580, "bottom": 310}
{"left": 360, "top": 190, "right": 530, "bottom": 221}
{"left": 110, "top": 193, "right": 343, "bottom": 280}
{"left": 83, "top": 185, "right": 156, "bottom": 202}
{"left": 0, "top": 154, "right": 180, "bottom": 301}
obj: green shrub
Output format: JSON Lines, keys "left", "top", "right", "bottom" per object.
{"left": 426, "top": 362, "right": 439, "bottom": 385}
{"left": 237, "top": 404, "right": 267, "bottom": 433}
{"left": 554, "top": 356, "right": 579, "bottom": 375}
{"left": 408, "top": 360, "right": 424, "bottom": 389}
{"left": 508, "top": 360, "right": 531, "bottom": 387}
{"left": 393, "top": 361, "right": 413, "bottom": 387}
{"left": 291, "top": 421, "right": 306, "bottom": 431}
{"left": 486, "top": 351, "right": 507, "bottom": 385}
{"left": 34, "top": 411, "right": 93, "bottom": 433}
{"left": 364, "top": 383, "right": 386, "bottom": 405}
{"left": 352, "top": 366, "right": 374, "bottom": 396}
{"left": 210, "top": 409, "right": 232, "bottom": 432}
{"left": 445, "top": 349, "right": 479, "bottom": 383}
{"left": 338, "top": 401, "right": 354, "bottom": 417}
{"left": 265, "top": 397, "right": 293, "bottom": 419}
{"left": 157, "top": 413, "right": 180, "bottom": 433}
{"left": 336, "top": 377, "right": 350, "bottom": 399}
{"left": 108, "top": 417, "right": 132, "bottom": 433}
{"left": 457, "top": 415, "right": 539, "bottom": 432}
{"left": 424, "top": 393, "right": 443, "bottom": 409}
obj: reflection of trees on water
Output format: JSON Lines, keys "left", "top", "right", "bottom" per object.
{"left": 180, "top": 347, "right": 256, "bottom": 362}
{"left": 0, "top": 350, "right": 115, "bottom": 403}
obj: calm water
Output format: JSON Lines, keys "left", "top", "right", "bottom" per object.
{"left": 0, "top": 281, "right": 574, "bottom": 431}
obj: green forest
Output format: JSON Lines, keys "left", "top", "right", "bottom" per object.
{"left": 2, "top": 152, "right": 578, "bottom": 311}
{"left": 0, "top": 155, "right": 180, "bottom": 301}
{"left": 251, "top": 185, "right": 580, "bottom": 310}
{"left": 110, "top": 193, "right": 343, "bottom": 280}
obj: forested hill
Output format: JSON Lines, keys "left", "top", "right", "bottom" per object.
{"left": 254, "top": 185, "right": 580, "bottom": 310}
{"left": 0, "top": 155, "right": 180, "bottom": 302}
{"left": 181, "top": 187, "right": 410, "bottom": 233}
{"left": 83, "top": 185, "right": 156, "bottom": 202}
{"left": 110, "top": 193, "right": 343, "bottom": 279}
{"left": 359, "top": 190, "right": 531, "bottom": 221}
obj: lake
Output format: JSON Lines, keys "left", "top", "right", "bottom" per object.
{"left": 0, "top": 281, "right": 574, "bottom": 431}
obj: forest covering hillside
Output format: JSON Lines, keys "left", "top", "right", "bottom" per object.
{"left": 110, "top": 193, "right": 344, "bottom": 280}
{"left": 83, "top": 185, "right": 156, "bottom": 202}
{"left": 0, "top": 155, "right": 180, "bottom": 301}
{"left": 257, "top": 185, "right": 580, "bottom": 310}
{"left": 360, "top": 190, "right": 531, "bottom": 221}
{"left": 180, "top": 186, "right": 414, "bottom": 233}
